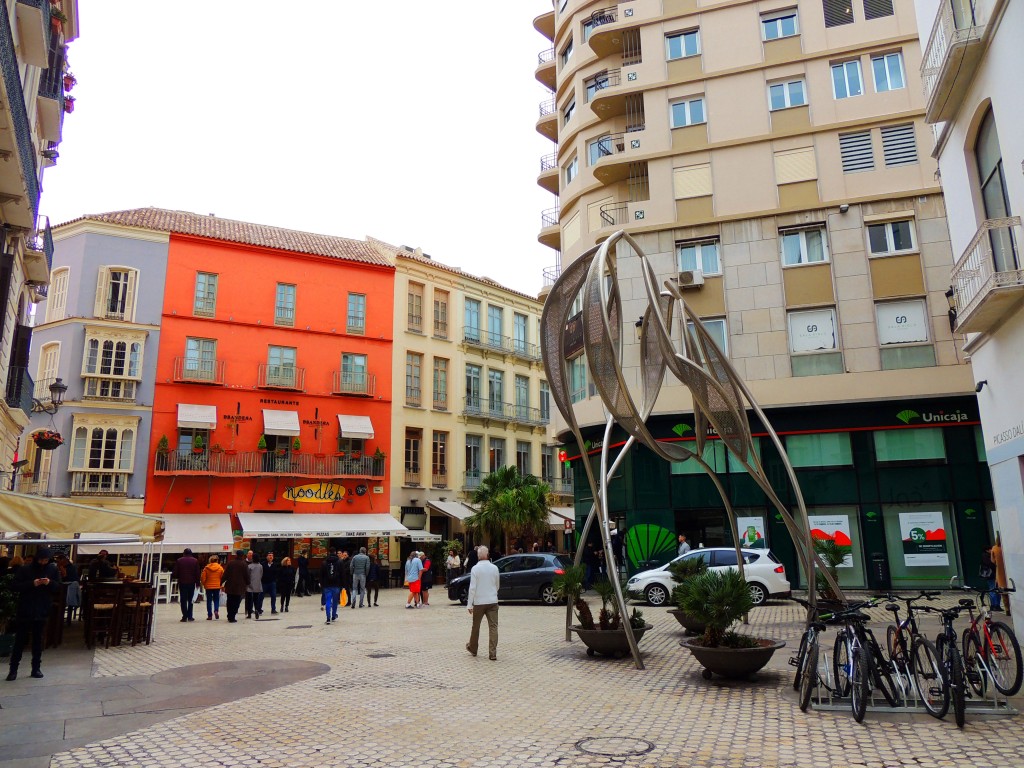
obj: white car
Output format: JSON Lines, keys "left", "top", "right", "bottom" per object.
{"left": 626, "top": 547, "right": 791, "bottom": 607}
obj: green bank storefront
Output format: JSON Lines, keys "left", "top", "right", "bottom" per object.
{"left": 565, "top": 396, "right": 994, "bottom": 592}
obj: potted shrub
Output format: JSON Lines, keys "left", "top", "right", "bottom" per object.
{"left": 292, "top": 437, "right": 302, "bottom": 454}
{"left": 210, "top": 443, "right": 224, "bottom": 454}
{"left": 191, "top": 434, "right": 205, "bottom": 454}
{"left": 63, "top": 95, "right": 74, "bottom": 113}
{"left": 373, "top": 447, "right": 386, "bottom": 460}
{"left": 677, "top": 569, "right": 785, "bottom": 680}
{"left": 257, "top": 435, "right": 268, "bottom": 453}
{"left": 667, "top": 555, "right": 708, "bottom": 635}
{"left": 156, "top": 435, "right": 170, "bottom": 454}
{"left": 50, "top": 6, "right": 67, "bottom": 32}
{"left": 33, "top": 430, "right": 64, "bottom": 450}
{"left": 0, "top": 573, "right": 16, "bottom": 658}
{"left": 555, "top": 566, "right": 652, "bottom": 659}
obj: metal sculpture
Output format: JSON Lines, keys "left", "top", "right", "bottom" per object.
{"left": 541, "top": 231, "right": 845, "bottom": 669}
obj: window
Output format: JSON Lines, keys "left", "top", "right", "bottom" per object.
{"left": 823, "top": 0, "right": 854, "bottom": 27}
{"left": 465, "top": 364, "right": 481, "bottom": 411}
{"left": 563, "top": 97, "right": 576, "bottom": 125}
{"left": 466, "top": 435, "right": 482, "bottom": 481}
{"left": 874, "top": 428, "right": 946, "bottom": 463}
{"left": 516, "top": 441, "right": 531, "bottom": 474}
{"left": 432, "top": 431, "right": 448, "bottom": 487}
{"left": 274, "top": 283, "right": 296, "bottom": 326}
{"left": 407, "top": 282, "right": 424, "bottom": 332}
{"left": 789, "top": 308, "right": 843, "bottom": 376}
{"left": 686, "top": 318, "right": 728, "bottom": 355}
{"left": 540, "top": 380, "right": 551, "bottom": 421}
{"left": 585, "top": 71, "right": 611, "bottom": 102}
{"left": 347, "top": 293, "right": 366, "bottom": 334}
{"left": 560, "top": 38, "right": 574, "bottom": 66}
{"left": 582, "top": 19, "right": 595, "bottom": 42}
{"left": 515, "top": 375, "right": 530, "bottom": 419}
{"left": 433, "top": 290, "right": 449, "bottom": 338}
{"left": 45, "top": 267, "right": 69, "bottom": 323}
{"left": 589, "top": 135, "right": 614, "bottom": 165}
{"left": 839, "top": 130, "right": 874, "bottom": 172}
{"left": 513, "top": 313, "right": 529, "bottom": 354}
{"left": 266, "top": 346, "right": 297, "bottom": 388}
{"left": 677, "top": 239, "right": 720, "bottom": 275}
{"left": 877, "top": 300, "right": 935, "bottom": 370}
{"left": 68, "top": 417, "right": 138, "bottom": 496}
{"left": 975, "top": 110, "right": 1018, "bottom": 272}
{"left": 780, "top": 227, "right": 829, "bottom": 265}
{"left": 761, "top": 9, "right": 798, "bottom": 39}
{"left": 670, "top": 97, "right": 705, "bottom": 128}
{"left": 867, "top": 219, "right": 915, "bottom": 255}
{"left": 832, "top": 60, "right": 863, "bottom": 99}
{"left": 786, "top": 433, "right": 853, "bottom": 467}
{"left": 864, "top": 0, "right": 895, "bottom": 21}
{"left": 872, "top": 52, "right": 904, "bottom": 92}
{"left": 666, "top": 29, "right": 699, "bottom": 59}
{"left": 564, "top": 155, "right": 578, "bottom": 185}
{"left": 570, "top": 354, "right": 587, "bottom": 403}
{"left": 432, "top": 357, "right": 448, "bottom": 409}
{"left": 465, "top": 298, "right": 481, "bottom": 342}
{"left": 570, "top": 290, "right": 584, "bottom": 317}
{"left": 82, "top": 329, "right": 144, "bottom": 401}
{"left": 341, "top": 352, "right": 368, "bottom": 392}
{"left": 488, "top": 369, "right": 504, "bottom": 415}
{"left": 880, "top": 123, "right": 917, "bottom": 167}
{"left": 34, "top": 342, "right": 60, "bottom": 400}
{"left": 672, "top": 441, "right": 728, "bottom": 474}
{"left": 487, "top": 305, "right": 503, "bottom": 347}
{"left": 489, "top": 437, "right": 505, "bottom": 472}
{"left": 406, "top": 352, "right": 422, "bottom": 406}
{"left": 184, "top": 337, "right": 217, "bottom": 381}
{"left": 768, "top": 79, "right": 806, "bottom": 110}
{"left": 541, "top": 445, "right": 556, "bottom": 482}
{"left": 404, "top": 428, "right": 422, "bottom": 483}
{"left": 95, "top": 267, "right": 138, "bottom": 321}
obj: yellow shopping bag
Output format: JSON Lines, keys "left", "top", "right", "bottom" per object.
{"left": 340, "top": 588, "right": 348, "bottom": 607}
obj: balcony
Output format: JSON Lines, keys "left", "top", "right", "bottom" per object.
{"left": 921, "top": 0, "right": 987, "bottom": 123}
{"left": 591, "top": 134, "right": 630, "bottom": 184}
{"left": 0, "top": 7, "right": 41, "bottom": 228}
{"left": 462, "top": 397, "right": 549, "bottom": 427}
{"left": 432, "top": 394, "right": 448, "bottom": 411}
{"left": 432, "top": 472, "right": 448, "bottom": 489}
{"left": 536, "top": 46, "right": 556, "bottom": 90}
{"left": 462, "top": 327, "right": 542, "bottom": 361}
{"left": 258, "top": 364, "right": 305, "bottom": 391}
{"left": 463, "top": 470, "right": 488, "bottom": 491}
{"left": 537, "top": 96, "right": 558, "bottom": 141}
{"left": 587, "top": 6, "right": 625, "bottom": 58}
{"left": 545, "top": 477, "right": 573, "bottom": 496}
{"left": 36, "top": 29, "right": 64, "bottom": 142}
{"left": 543, "top": 264, "right": 561, "bottom": 288}
{"left": 533, "top": 9, "right": 554, "bottom": 41}
{"left": 82, "top": 376, "right": 137, "bottom": 402}
{"left": 539, "top": 206, "right": 561, "bottom": 250}
{"left": 332, "top": 371, "right": 376, "bottom": 397}
{"left": 2, "top": 470, "right": 51, "bottom": 496}
{"left": 598, "top": 201, "right": 628, "bottom": 229}
{"left": 15, "top": 0, "right": 49, "bottom": 68}
{"left": 71, "top": 471, "right": 129, "bottom": 497}
{"left": 4, "top": 366, "right": 34, "bottom": 417}
{"left": 174, "top": 356, "right": 226, "bottom": 385}
{"left": 404, "top": 469, "right": 421, "bottom": 487}
{"left": 538, "top": 150, "right": 559, "bottom": 194}
{"left": 590, "top": 69, "right": 630, "bottom": 120}
{"left": 950, "top": 217, "right": 1024, "bottom": 334}
{"left": 154, "top": 449, "right": 386, "bottom": 480}
{"left": 23, "top": 215, "right": 53, "bottom": 284}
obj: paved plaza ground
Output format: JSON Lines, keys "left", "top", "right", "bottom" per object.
{"left": 1, "top": 588, "right": 1021, "bottom": 767}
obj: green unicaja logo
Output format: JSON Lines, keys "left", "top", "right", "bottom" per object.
{"left": 896, "top": 409, "right": 921, "bottom": 425}
{"left": 672, "top": 424, "right": 693, "bottom": 436}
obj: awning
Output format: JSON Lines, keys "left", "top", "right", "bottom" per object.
{"left": 263, "top": 409, "right": 300, "bottom": 437}
{"left": 548, "top": 507, "right": 574, "bottom": 530}
{"left": 78, "top": 514, "right": 234, "bottom": 555}
{"left": 237, "top": 513, "right": 409, "bottom": 539}
{"left": 337, "top": 414, "right": 374, "bottom": 440}
{"left": 0, "top": 490, "right": 164, "bottom": 541}
{"left": 426, "top": 500, "right": 474, "bottom": 522}
{"left": 407, "top": 530, "right": 442, "bottom": 542}
{"left": 177, "top": 403, "right": 217, "bottom": 429}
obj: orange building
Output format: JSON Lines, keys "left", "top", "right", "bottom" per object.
{"left": 100, "top": 209, "right": 402, "bottom": 563}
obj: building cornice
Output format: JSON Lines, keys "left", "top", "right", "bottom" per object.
{"left": 54, "top": 219, "right": 171, "bottom": 244}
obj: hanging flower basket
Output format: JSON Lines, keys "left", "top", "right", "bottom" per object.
{"left": 63, "top": 73, "right": 76, "bottom": 91}
{"left": 64, "top": 96, "right": 75, "bottom": 114}
{"left": 33, "top": 430, "right": 63, "bottom": 450}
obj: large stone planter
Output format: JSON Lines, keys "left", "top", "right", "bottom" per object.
{"left": 679, "top": 637, "right": 785, "bottom": 680}
{"left": 667, "top": 608, "right": 706, "bottom": 636}
{"left": 570, "top": 624, "right": 653, "bottom": 658}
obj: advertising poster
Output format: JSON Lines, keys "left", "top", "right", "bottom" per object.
{"left": 736, "top": 516, "right": 767, "bottom": 549}
{"left": 808, "top": 514, "right": 853, "bottom": 568}
{"left": 899, "top": 511, "right": 949, "bottom": 567}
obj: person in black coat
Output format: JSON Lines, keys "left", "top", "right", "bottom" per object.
{"left": 7, "top": 547, "right": 61, "bottom": 681}
{"left": 277, "top": 557, "right": 296, "bottom": 613}
{"left": 366, "top": 555, "right": 382, "bottom": 607}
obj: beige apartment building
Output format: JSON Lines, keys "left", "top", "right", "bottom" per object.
{"left": 373, "top": 240, "right": 571, "bottom": 554}
{"left": 534, "top": 0, "right": 994, "bottom": 591}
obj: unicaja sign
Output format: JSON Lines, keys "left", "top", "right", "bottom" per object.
{"left": 896, "top": 408, "right": 970, "bottom": 425}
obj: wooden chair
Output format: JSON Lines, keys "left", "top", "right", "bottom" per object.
{"left": 122, "top": 585, "right": 155, "bottom": 646}
{"left": 84, "top": 583, "right": 124, "bottom": 650}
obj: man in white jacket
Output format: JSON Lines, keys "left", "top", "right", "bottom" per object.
{"left": 466, "top": 546, "right": 501, "bottom": 661}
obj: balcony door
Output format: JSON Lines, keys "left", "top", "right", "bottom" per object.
{"left": 976, "top": 109, "right": 1018, "bottom": 271}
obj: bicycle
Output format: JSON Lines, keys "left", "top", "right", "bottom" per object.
{"left": 918, "top": 603, "right": 967, "bottom": 728}
{"left": 878, "top": 591, "right": 944, "bottom": 708}
{"left": 790, "top": 597, "right": 841, "bottom": 711}
{"left": 830, "top": 602, "right": 900, "bottom": 722}
{"left": 955, "top": 581, "right": 1023, "bottom": 698}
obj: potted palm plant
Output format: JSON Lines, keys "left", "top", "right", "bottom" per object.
{"left": 191, "top": 434, "right": 205, "bottom": 454}
{"left": 555, "top": 566, "right": 651, "bottom": 659}
{"left": 667, "top": 555, "right": 708, "bottom": 635}
{"left": 677, "top": 569, "right": 785, "bottom": 679}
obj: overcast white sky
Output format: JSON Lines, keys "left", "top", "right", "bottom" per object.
{"left": 43, "top": 1, "right": 557, "bottom": 296}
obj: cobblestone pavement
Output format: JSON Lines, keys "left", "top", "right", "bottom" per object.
{"left": 21, "top": 590, "right": 1024, "bottom": 767}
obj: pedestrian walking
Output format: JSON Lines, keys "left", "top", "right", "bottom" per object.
{"left": 296, "top": 550, "right": 310, "bottom": 596}
{"left": 247, "top": 554, "right": 265, "bottom": 620}
{"left": 366, "top": 555, "right": 382, "bottom": 607}
{"left": 261, "top": 552, "right": 279, "bottom": 614}
{"left": 404, "top": 551, "right": 424, "bottom": 609}
{"left": 419, "top": 551, "right": 433, "bottom": 606}
{"left": 6, "top": 547, "right": 61, "bottom": 681}
{"left": 201, "top": 555, "right": 224, "bottom": 620}
{"left": 320, "top": 549, "right": 342, "bottom": 624}
{"left": 464, "top": 545, "right": 478, "bottom": 573}
{"left": 445, "top": 549, "right": 461, "bottom": 583}
{"left": 171, "top": 548, "right": 201, "bottom": 622}
{"left": 991, "top": 535, "right": 1011, "bottom": 616}
{"left": 277, "top": 557, "right": 295, "bottom": 613}
{"left": 677, "top": 534, "right": 691, "bottom": 556}
{"left": 223, "top": 550, "right": 248, "bottom": 623}
{"left": 349, "top": 547, "right": 370, "bottom": 608}
{"left": 243, "top": 551, "right": 255, "bottom": 618}
{"left": 465, "top": 546, "right": 500, "bottom": 661}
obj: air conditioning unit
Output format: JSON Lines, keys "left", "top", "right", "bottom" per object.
{"left": 677, "top": 269, "right": 705, "bottom": 288}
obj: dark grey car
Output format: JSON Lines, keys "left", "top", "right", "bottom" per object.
{"left": 447, "top": 553, "right": 572, "bottom": 606}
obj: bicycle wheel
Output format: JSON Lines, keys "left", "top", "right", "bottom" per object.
{"left": 870, "top": 641, "right": 902, "bottom": 706}
{"left": 986, "top": 621, "right": 1023, "bottom": 696}
{"left": 887, "top": 624, "right": 909, "bottom": 663}
{"left": 948, "top": 642, "right": 966, "bottom": 728}
{"left": 961, "top": 627, "right": 987, "bottom": 697}
{"left": 833, "top": 632, "right": 852, "bottom": 697}
{"left": 851, "top": 648, "right": 870, "bottom": 723}
{"left": 799, "top": 640, "right": 819, "bottom": 712}
{"left": 912, "top": 636, "right": 947, "bottom": 718}
{"left": 793, "top": 631, "right": 809, "bottom": 691}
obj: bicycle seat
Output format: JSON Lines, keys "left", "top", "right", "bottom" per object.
{"left": 810, "top": 621, "right": 827, "bottom": 632}
{"left": 958, "top": 598, "right": 976, "bottom": 608}
{"left": 847, "top": 612, "right": 871, "bottom": 622}
{"left": 885, "top": 603, "right": 899, "bottom": 613}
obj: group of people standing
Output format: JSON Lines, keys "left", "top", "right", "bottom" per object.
{"left": 403, "top": 550, "right": 433, "bottom": 609}
{"left": 319, "top": 547, "right": 384, "bottom": 623}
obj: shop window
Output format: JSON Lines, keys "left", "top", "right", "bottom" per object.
{"left": 974, "top": 426, "right": 987, "bottom": 462}
{"left": 874, "top": 428, "right": 946, "bottom": 463}
{"left": 786, "top": 433, "right": 853, "bottom": 467}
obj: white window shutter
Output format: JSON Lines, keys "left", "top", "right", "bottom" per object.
{"left": 124, "top": 270, "right": 138, "bottom": 322}
{"left": 93, "top": 266, "right": 109, "bottom": 318}
{"left": 774, "top": 147, "right": 817, "bottom": 184}
{"left": 673, "top": 164, "right": 713, "bottom": 199}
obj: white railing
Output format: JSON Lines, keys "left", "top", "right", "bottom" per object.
{"left": 921, "top": 0, "right": 984, "bottom": 107}
{"left": 951, "top": 217, "right": 1022, "bottom": 323}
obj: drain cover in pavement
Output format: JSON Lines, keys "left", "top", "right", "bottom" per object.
{"left": 287, "top": 625, "right": 313, "bottom": 629}
{"left": 575, "top": 737, "right": 655, "bottom": 757}
{"left": 367, "top": 652, "right": 395, "bottom": 658}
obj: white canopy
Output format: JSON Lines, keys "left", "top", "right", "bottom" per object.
{"left": 0, "top": 490, "right": 164, "bottom": 540}
{"left": 426, "top": 500, "right": 474, "bottom": 522}
{"left": 548, "top": 507, "right": 574, "bottom": 530}
{"left": 263, "top": 409, "right": 300, "bottom": 436}
{"left": 77, "top": 514, "right": 234, "bottom": 555}
{"left": 177, "top": 403, "right": 217, "bottom": 429}
{"left": 407, "top": 530, "right": 442, "bottom": 542}
{"left": 337, "top": 414, "right": 374, "bottom": 439}
{"left": 237, "top": 513, "right": 409, "bottom": 539}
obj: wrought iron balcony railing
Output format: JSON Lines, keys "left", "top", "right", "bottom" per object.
{"left": 541, "top": 206, "right": 560, "bottom": 228}
{"left": 921, "top": 0, "right": 984, "bottom": 122}
{"left": 154, "top": 449, "right": 386, "bottom": 479}
{"left": 538, "top": 46, "right": 555, "bottom": 65}
{"left": 174, "top": 356, "right": 226, "bottom": 385}
{"left": 463, "top": 471, "right": 489, "bottom": 491}
{"left": 70, "top": 471, "right": 129, "bottom": 497}
{"left": 545, "top": 477, "right": 573, "bottom": 495}
{"left": 539, "top": 96, "right": 556, "bottom": 117}
{"left": 599, "top": 202, "right": 628, "bottom": 227}
{"left": 950, "top": 217, "right": 1023, "bottom": 334}
{"left": 1, "top": 470, "right": 51, "bottom": 496}
{"left": 543, "top": 264, "right": 561, "bottom": 288}
{"left": 257, "top": 364, "right": 305, "bottom": 391}
{"left": 461, "top": 327, "right": 542, "bottom": 360}
{"left": 332, "top": 371, "right": 375, "bottom": 396}
{"left": 432, "top": 472, "right": 448, "bottom": 488}
{"left": 462, "top": 397, "right": 549, "bottom": 426}
{"left": 540, "top": 151, "right": 558, "bottom": 172}
{"left": 0, "top": 8, "right": 40, "bottom": 221}
{"left": 4, "top": 366, "right": 34, "bottom": 416}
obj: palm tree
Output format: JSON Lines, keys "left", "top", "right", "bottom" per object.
{"left": 466, "top": 465, "right": 551, "bottom": 548}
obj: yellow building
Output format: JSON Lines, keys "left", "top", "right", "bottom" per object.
{"left": 534, "top": 0, "right": 991, "bottom": 591}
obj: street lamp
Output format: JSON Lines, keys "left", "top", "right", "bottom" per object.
{"left": 31, "top": 377, "right": 67, "bottom": 414}
{"left": 944, "top": 287, "right": 957, "bottom": 333}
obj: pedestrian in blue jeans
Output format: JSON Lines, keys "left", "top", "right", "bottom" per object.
{"left": 320, "top": 549, "right": 342, "bottom": 624}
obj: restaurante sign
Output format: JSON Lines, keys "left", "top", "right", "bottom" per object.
{"left": 283, "top": 482, "right": 347, "bottom": 503}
